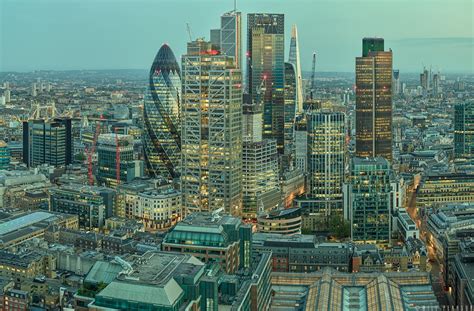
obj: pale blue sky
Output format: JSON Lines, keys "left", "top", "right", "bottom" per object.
{"left": 1, "top": 0, "right": 473, "bottom": 73}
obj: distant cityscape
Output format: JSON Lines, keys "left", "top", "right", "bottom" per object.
{"left": 0, "top": 4, "right": 473, "bottom": 311}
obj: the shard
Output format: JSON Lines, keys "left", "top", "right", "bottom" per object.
{"left": 143, "top": 44, "right": 182, "bottom": 179}
{"left": 288, "top": 24, "right": 304, "bottom": 113}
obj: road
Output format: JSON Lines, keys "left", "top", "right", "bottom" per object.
{"left": 405, "top": 187, "right": 449, "bottom": 307}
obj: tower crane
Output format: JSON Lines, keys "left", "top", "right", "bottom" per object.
{"left": 186, "top": 23, "right": 194, "bottom": 42}
{"left": 87, "top": 115, "right": 104, "bottom": 185}
{"left": 310, "top": 52, "right": 316, "bottom": 100}
{"left": 115, "top": 128, "right": 121, "bottom": 186}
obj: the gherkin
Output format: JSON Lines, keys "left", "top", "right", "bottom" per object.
{"left": 143, "top": 44, "right": 182, "bottom": 179}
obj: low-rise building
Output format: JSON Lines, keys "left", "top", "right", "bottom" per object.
{"left": 162, "top": 212, "right": 252, "bottom": 273}
{"left": 253, "top": 233, "right": 352, "bottom": 272}
{"left": 49, "top": 184, "right": 115, "bottom": 230}
{"left": 257, "top": 207, "right": 302, "bottom": 235}
{"left": 271, "top": 268, "right": 439, "bottom": 310}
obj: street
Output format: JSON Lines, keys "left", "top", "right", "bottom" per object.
{"left": 405, "top": 187, "right": 449, "bottom": 307}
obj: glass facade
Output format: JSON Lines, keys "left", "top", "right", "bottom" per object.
{"left": 220, "top": 11, "right": 241, "bottom": 69}
{"left": 143, "top": 44, "right": 182, "bottom": 179}
{"left": 247, "top": 13, "right": 285, "bottom": 153}
{"left": 454, "top": 102, "right": 474, "bottom": 158}
{"left": 97, "top": 134, "right": 135, "bottom": 187}
{"left": 355, "top": 38, "right": 392, "bottom": 162}
{"left": 348, "top": 157, "right": 392, "bottom": 247}
{"left": 306, "top": 111, "right": 346, "bottom": 227}
{"left": 181, "top": 40, "right": 242, "bottom": 215}
{"left": 0, "top": 141, "right": 10, "bottom": 169}
{"left": 288, "top": 24, "right": 304, "bottom": 113}
{"left": 22, "top": 118, "right": 72, "bottom": 168}
{"left": 284, "top": 62, "right": 297, "bottom": 159}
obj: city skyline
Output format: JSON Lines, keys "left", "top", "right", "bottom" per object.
{"left": 1, "top": 0, "right": 473, "bottom": 73}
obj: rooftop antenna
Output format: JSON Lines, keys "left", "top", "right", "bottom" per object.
{"left": 234, "top": 0, "right": 237, "bottom": 11}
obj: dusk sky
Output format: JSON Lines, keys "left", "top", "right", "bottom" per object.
{"left": 1, "top": 0, "right": 473, "bottom": 73}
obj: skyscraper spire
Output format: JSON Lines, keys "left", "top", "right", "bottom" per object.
{"left": 288, "top": 24, "right": 304, "bottom": 113}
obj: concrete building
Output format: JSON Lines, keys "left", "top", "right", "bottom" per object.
{"left": 0, "top": 250, "right": 56, "bottom": 279}
{"left": 451, "top": 239, "right": 474, "bottom": 307}
{"left": 162, "top": 212, "right": 252, "bottom": 273}
{"left": 49, "top": 184, "right": 115, "bottom": 230}
{"left": 302, "top": 110, "right": 346, "bottom": 231}
{"left": 181, "top": 39, "right": 242, "bottom": 215}
{"left": 0, "top": 170, "right": 52, "bottom": 209}
{"left": 416, "top": 173, "right": 474, "bottom": 209}
{"left": 0, "top": 211, "right": 78, "bottom": 249}
{"left": 127, "top": 186, "right": 181, "bottom": 231}
{"left": 257, "top": 207, "right": 302, "bottom": 235}
{"left": 253, "top": 233, "right": 352, "bottom": 272}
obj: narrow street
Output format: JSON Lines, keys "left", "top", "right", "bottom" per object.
{"left": 405, "top": 187, "right": 449, "bottom": 307}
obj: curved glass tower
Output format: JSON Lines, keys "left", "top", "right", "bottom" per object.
{"left": 143, "top": 44, "right": 182, "bottom": 179}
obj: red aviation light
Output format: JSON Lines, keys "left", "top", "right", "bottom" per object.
{"left": 200, "top": 49, "right": 220, "bottom": 55}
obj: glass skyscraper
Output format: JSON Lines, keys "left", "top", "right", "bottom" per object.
{"left": 454, "top": 102, "right": 474, "bottom": 158}
{"left": 288, "top": 24, "right": 304, "bottom": 113}
{"left": 247, "top": 13, "right": 285, "bottom": 153}
{"left": 284, "top": 62, "right": 297, "bottom": 161}
{"left": 345, "top": 157, "right": 392, "bottom": 247}
{"left": 22, "top": 118, "right": 72, "bottom": 168}
{"left": 181, "top": 39, "right": 242, "bottom": 215}
{"left": 143, "top": 44, "right": 182, "bottom": 179}
{"left": 355, "top": 37, "right": 393, "bottom": 161}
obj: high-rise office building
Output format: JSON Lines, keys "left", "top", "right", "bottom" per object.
{"left": 454, "top": 102, "right": 474, "bottom": 158}
{"left": 355, "top": 37, "right": 393, "bottom": 161}
{"left": 344, "top": 157, "right": 392, "bottom": 247}
{"left": 247, "top": 13, "right": 285, "bottom": 153}
{"left": 97, "top": 133, "right": 143, "bottom": 187}
{"left": 242, "top": 101, "right": 280, "bottom": 218}
{"left": 221, "top": 10, "right": 242, "bottom": 69}
{"left": 22, "top": 118, "right": 72, "bottom": 168}
{"left": 432, "top": 72, "right": 441, "bottom": 96}
{"left": 4, "top": 89, "right": 10, "bottom": 103}
{"left": 297, "top": 111, "right": 346, "bottom": 232}
{"left": 143, "top": 44, "right": 182, "bottom": 179}
{"left": 181, "top": 39, "right": 242, "bottom": 215}
{"left": 294, "top": 115, "right": 307, "bottom": 173}
{"left": 420, "top": 67, "right": 430, "bottom": 91}
{"left": 0, "top": 140, "right": 10, "bottom": 170}
{"left": 288, "top": 24, "right": 304, "bottom": 113}
{"left": 307, "top": 110, "right": 346, "bottom": 203}
{"left": 284, "top": 62, "right": 297, "bottom": 162}
{"left": 392, "top": 69, "right": 400, "bottom": 96}
{"left": 31, "top": 83, "right": 37, "bottom": 97}
{"left": 210, "top": 10, "right": 242, "bottom": 70}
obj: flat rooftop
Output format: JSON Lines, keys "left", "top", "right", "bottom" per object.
{"left": 0, "top": 211, "right": 54, "bottom": 236}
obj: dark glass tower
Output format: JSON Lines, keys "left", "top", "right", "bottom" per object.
{"left": 247, "top": 13, "right": 285, "bottom": 153}
{"left": 454, "top": 102, "right": 474, "bottom": 158}
{"left": 143, "top": 44, "right": 182, "bottom": 179}
{"left": 355, "top": 37, "right": 393, "bottom": 161}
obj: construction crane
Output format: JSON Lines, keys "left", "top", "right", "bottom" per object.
{"left": 255, "top": 74, "right": 267, "bottom": 106}
{"left": 87, "top": 115, "right": 104, "bottom": 185}
{"left": 186, "top": 23, "right": 194, "bottom": 42}
{"left": 115, "top": 128, "right": 121, "bottom": 186}
{"left": 310, "top": 52, "right": 316, "bottom": 100}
